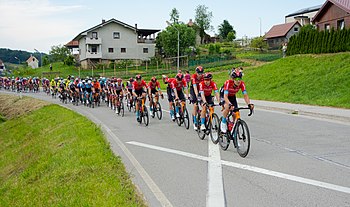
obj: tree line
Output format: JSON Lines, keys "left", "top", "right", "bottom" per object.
{"left": 287, "top": 26, "right": 350, "bottom": 56}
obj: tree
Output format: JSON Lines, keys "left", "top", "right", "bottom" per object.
{"left": 194, "top": 5, "right": 213, "bottom": 44}
{"left": 226, "top": 31, "right": 236, "bottom": 42}
{"left": 170, "top": 8, "right": 180, "bottom": 24}
{"left": 218, "top": 20, "right": 236, "bottom": 41}
{"left": 49, "top": 45, "right": 70, "bottom": 62}
{"left": 156, "top": 23, "right": 196, "bottom": 57}
{"left": 250, "top": 36, "right": 268, "bottom": 51}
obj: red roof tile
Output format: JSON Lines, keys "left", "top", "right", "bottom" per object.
{"left": 65, "top": 40, "right": 79, "bottom": 47}
{"left": 264, "top": 22, "right": 300, "bottom": 39}
{"left": 313, "top": 0, "right": 350, "bottom": 22}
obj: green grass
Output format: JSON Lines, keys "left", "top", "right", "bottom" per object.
{"left": 236, "top": 53, "right": 350, "bottom": 108}
{"left": 236, "top": 51, "right": 282, "bottom": 62}
{"left": 0, "top": 104, "right": 146, "bottom": 206}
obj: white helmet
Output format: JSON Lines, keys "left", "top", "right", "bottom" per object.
{"left": 88, "top": 80, "right": 92, "bottom": 84}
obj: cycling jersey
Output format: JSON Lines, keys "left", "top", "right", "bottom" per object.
{"left": 148, "top": 81, "right": 160, "bottom": 90}
{"left": 132, "top": 80, "right": 147, "bottom": 91}
{"left": 114, "top": 82, "right": 124, "bottom": 91}
{"left": 191, "top": 74, "right": 204, "bottom": 86}
{"left": 93, "top": 81, "right": 100, "bottom": 89}
{"left": 170, "top": 79, "right": 187, "bottom": 91}
{"left": 199, "top": 81, "right": 218, "bottom": 96}
{"left": 223, "top": 80, "right": 247, "bottom": 96}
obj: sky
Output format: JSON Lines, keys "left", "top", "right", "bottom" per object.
{"left": 0, "top": 0, "right": 326, "bottom": 54}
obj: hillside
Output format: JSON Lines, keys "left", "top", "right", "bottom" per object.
{"left": 0, "top": 48, "right": 43, "bottom": 65}
{"left": 239, "top": 52, "right": 350, "bottom": 108}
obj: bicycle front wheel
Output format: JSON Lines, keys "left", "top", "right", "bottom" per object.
{"left": 235, "top": 119, "right": 250, "bottom": 158}
{"left": 183, "top": 108, "right": 190, "bottom": 130}
{"left": 219, "top": 117, "right": 230, "bottom": 150}
{"left": 143, "top": 106, "right": 149, "bottom": 126}
{"left": 210, "top": 113, "right": 220, "bottom": 144}
{"left": 156, "top": 102, "right": 162, "bottom": 120}
{"left": 120, "top": 101, "right": 125, "bottom": 117}
{"left": 197, "top": 114, "right": 205, "bottom": 140}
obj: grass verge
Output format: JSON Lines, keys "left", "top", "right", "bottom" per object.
{"left": 0, "top": 95, "right": 146, "bottom": 206}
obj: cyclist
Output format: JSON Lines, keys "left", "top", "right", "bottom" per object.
{"left": 162, "top": 75, "right": 176, "bottom": 121}
{"left": 114, "top": 78, "right": 125, "bottom": 114}
{"left": 171, "top": 73, "right": 189, "bottom": 118}
{"left": 148, "top": 76, "right": 163, "bottom": 114}
{"left": 190, "top": 66, "right": 204, "bottom": 130}
{"left": 126, "top": 77, "right": 135, "bottom": 107}
{"left": 199, "top": 73, "right": 220, "bottom": 131}
{"left": 92, "top": 78, "right": 101, "bottom": 105}
{"left": 132, "top": 75, "right": 148, "bottom": 122}
{"left": 220, "top": 69, "right": 254, "bottom": 133}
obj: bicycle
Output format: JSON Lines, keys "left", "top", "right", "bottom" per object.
{"left": 136, "top": 97, "right": 149, "bottom": 126}
{"left": 149, "top": 94, "right": 163, "bottom": 120}
{"left": 196, "top": 103, "right": 220, "bottom": 144}
{"left": 174, "top": 99, "right": 190, "bottom": 130}
{"left": 219, "top": 106, "right": 254, "bottom": 158}
{"left": 115, "top": 94, "right": 125, "bottom": 117}
{"left": 126, "top": 92, "right": 135, "bottom": 112}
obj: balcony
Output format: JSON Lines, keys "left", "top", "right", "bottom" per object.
{"left": 137, "top": 38, "right": 156, "bottom": 44}
{"left": 86, "top": 37, "right": 102, "bottom": 44}
{"left": 86, "top": 52, "right": 102, "bottom": 59}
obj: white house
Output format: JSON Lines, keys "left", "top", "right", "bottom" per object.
{"left": 71, "top": 18, "right": 160, "bottom": 69}
{"left": 26, "top": 55, "right": 39, "bottom": 69}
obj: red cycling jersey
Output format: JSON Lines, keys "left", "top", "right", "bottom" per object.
{"left": 148, "top": 81, "right": 160, "bottom": 90}
{"left": 132, "top": 80, "right": 148, "bottom": 91}
{"left": 170, "top": 79, "right": 187, "bottom": 91}
{"left": 199, "top": 81, "right": 218, "bottom": 96}
{"left": 191, "top": 74, "right": 204, "bottom": 85}
{"left": 164, "top": 78, "right": 175, "bottom": 86}
{"left": 223, "top": 80, "right": 246, "bottom": 96}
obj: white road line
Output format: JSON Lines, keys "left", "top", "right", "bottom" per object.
{"left": 207, "top": 139, "right": 226, "bottom": 207}
{"left": 127, "top": 141, "right": 350, "bottom": 195}
{"left": 73, "top": 110, "right": 173, "bottom": 207}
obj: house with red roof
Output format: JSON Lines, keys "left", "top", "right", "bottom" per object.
{"left": 312, "top": 0, "right": 350, "bottom": 31}
{"left": 264, "top": 21, "right": 301, "bottom": 49}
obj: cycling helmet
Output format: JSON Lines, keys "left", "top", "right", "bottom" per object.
{"left": 129, "top": 77, "right": 134, "bottom": 82}
{"left": 88, "top": 80, "right": 92, "bottom": 84}
{"left": 203, "top": 73, "right": 212, "bottom": 80}
{"left": 195, "top": 66, "right": 204, "bottom": 74}
{"left": 135, "top": 74, "right": 142, "bottom": 80}
{"left": 151, "top": 76, "right": 157, "bottom": 82}
{"left": 117, "top": 78, "right": 122, "bottom": 82}
{"left": 230, "top": 70, "right": 243, "bottom": 79}
{"left": 82, "top": 80, "right": 86, "bottom": 83}
{"left": 176, "top": 73, "right": 184, "bottom": 81}
{"left": 162, "top": 75, "right": 167, "bottom": 79}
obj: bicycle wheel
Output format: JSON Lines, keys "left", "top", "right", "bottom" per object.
{"left": 219, "top": 117, "right": 230, "bottom": 150}
{"left": 183, "top": 108, "right": 190, "bottom": 130}
{"left": 143, "top": 106, "right": 149, "bottom": 126}
{"left": 197, "top": 113, "right": 205, "bottom": 140}
{"left": 234, "top": 119, "right": 250, "bottom": 158}
{"left": 210, "top": 113, "right": 220, "bottom": 144}
{"left": 155, "top": 102, "right": 162, "bottom": 120}
{"left": 150, "top": 104, "right": 155, "bottom": 119}
{"left": 120, "top": 101, "right": 125, "bottom": 117}
{"left": 127, "top": 99, "right": 132, "bottom": 111}
{"left": 176, "top": 108, "right": 182, "bottom": 126}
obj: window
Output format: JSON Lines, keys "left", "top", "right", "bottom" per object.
{"left": 92, "top": 32, "right": 98, "bottom": 39}
{"left": 325, "top": 24, "right": 330, "bottom": 31}
{"left": 338, "top": 19, "right": 345, "bottom": 30}
{"left": 121, "top": 48, "right": 126, "bottom": 53}
{"left": 294, "top": 27, "right": 299, "bottom": 32}
{"left": 108, "top": 48, "right": 114, "bottom": 53}
{"left": 91, "top": 45, "right": 97, "bottom": 53}
{"left": 143, "top": 48, "right": 148, "bottom": 53}
{"left": 113, "top": 32, "right": 120, "bottom": 39}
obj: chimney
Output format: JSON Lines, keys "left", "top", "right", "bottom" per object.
{"left": 135, "top": 23, "right": 138, "bottom": 30}
{"left": 102, "top": 19, "right": 105, "bottom": 24}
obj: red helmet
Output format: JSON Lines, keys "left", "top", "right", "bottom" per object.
{"left": 176, "top": 73, "right": 184, "bottom": 80}
{"left": 230, "top": 70, "right": 243, "bottom": 79}
{"left": 117, "top": 78, "right": 122, "bottom": 82}
{"left": 151, "top": 76, "right": 157, "bottom": 82}
{"left": 129, "top": 77, "right": 134, "bottom": 82}
{"left": 195, "top": 66, "right": 204, "bottom": 74}
{"left": 204, "top": 73, "right": 212, "bottom": 80}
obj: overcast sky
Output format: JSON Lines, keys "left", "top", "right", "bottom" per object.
{"left": 0, "top": 0, "right": 326, "bottom": 53}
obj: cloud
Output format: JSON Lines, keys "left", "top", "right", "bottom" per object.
{"left": 0, "top": 0, "right": 86, "bottom": 53}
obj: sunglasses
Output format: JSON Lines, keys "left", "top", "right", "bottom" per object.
{"left": 234, "top": 78, "right": 242, "bottom": 81}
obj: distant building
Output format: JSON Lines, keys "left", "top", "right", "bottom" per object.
{"left": 26, "top": 55, "right": 39, "bottom": 69}
{"left": 187, "top": 19, "right": 212, "bottom": 45}
{"left": 70, "top": 18, "right": 159, "bottom": 69}
{"left": 312, "top": 0, "right": 350, "bottom": 31}
{"left": 264, "top": 21, "right": 301, "bottom": 49}
{"left": 285, "top": 5, "right": 322, "bottom": 26}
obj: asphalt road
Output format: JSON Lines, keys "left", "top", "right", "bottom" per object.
{"left": 2, "top": 90, "right": 350, "bottom": 207}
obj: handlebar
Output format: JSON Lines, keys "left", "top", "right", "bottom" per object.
{"left": 230, "top": 105, "right": 254, "bottom": 116}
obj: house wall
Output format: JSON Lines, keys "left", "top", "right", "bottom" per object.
{"left": 78, "top": 22, "right": 156, "bottom": 66}
{"left": 314, "top": 4, "right": 350, "bottom": 30}
{"left": 28, "top": 61, "right": 39, "bottom": 69}
{"left": 267, "top": 24, "right": 300, "bottom": 49}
